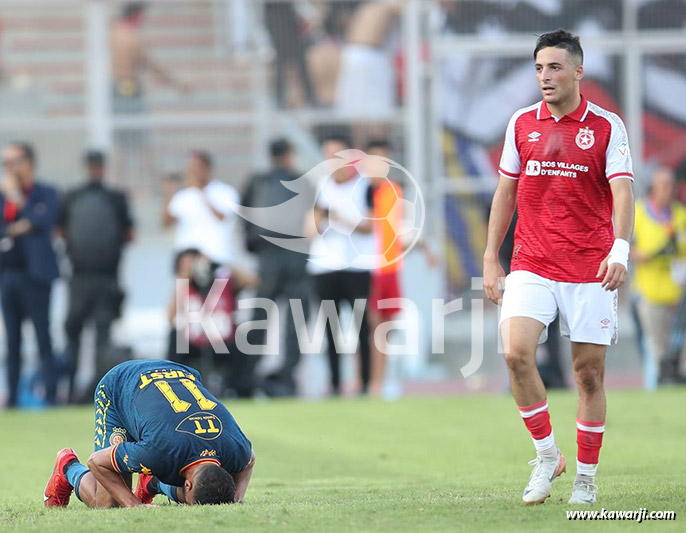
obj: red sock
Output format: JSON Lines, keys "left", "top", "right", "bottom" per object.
{"left": 518, "top": 399, "right": 552, "bottom": 440}
{"left": 576, "top": 419, "right": 605, "bottom": 465}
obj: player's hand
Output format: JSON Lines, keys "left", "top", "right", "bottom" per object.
{"left": 483, "top": 255, "right": 506, "bottom": 304}
{"left": 596, "top": 255, "right": 627, "bottom": 291}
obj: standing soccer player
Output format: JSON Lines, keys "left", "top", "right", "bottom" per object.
{"left": 483, "top": 30, "right": 634, "bottom": 505}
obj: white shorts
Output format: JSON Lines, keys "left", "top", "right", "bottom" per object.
{"left": 334, "top": 44, "right": 394, "bottom": 115}
{"left": 499, "top": 270, "right": 618, "bottom": 346}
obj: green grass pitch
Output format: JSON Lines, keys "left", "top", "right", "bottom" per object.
{"left": 1, "top": 389, "right": 685, "bottom": 531}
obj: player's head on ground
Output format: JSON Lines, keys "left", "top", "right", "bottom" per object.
{"left": 184, "top": 463, "right": 236, "bottom": 505}
{"left": 533, "top": 29, "right": 584, "bottom": 110}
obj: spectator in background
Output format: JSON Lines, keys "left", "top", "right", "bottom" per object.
{"left": 163, "top": 150, "right": 239, "bottom": 268}
{"left": 241, "top": 138, "right": 314, "bottom": 396}
{"left": 307, "top": 134, "right": 375, "bottom": 395}
{"left": 632, "top": 167, "right": 686, "bottom": 382}
{"left": 364, "top": 139, "right": 403, "bottom": 396}
{"left": 264, "top": 1, "right": 317, "bottom": 108}
{"left": 57, "top": 151, "right": 134, "bottom": 403}
{"left": 168, "top": 248, "right": 258, "bottom": 398}
{"left": 307, "top": 1, "right": 360, "bottom": 107}
{"left": 363, "top": 139, "right": 437, "bottom": 395}
{"left": 335, "top": 0, "right": 401, "bottom": 116}
{"left": 0, "top": 142, "right": 59, "bottom": 408}
{"left": 111, "top": 2, "right": 188, "bottom": 184}
{"left": 111, "top": 2, "right": 188, "bottom": 112}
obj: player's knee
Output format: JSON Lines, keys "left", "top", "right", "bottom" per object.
{"left": 574, "top": 365, "right": 603, "bottom": 393}
{"left": 503, "top": 346, "right": 533, "bottom": 374}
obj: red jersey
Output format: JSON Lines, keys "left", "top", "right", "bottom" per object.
{"left": 498, "top": 95, "right": 633, "bottom": 282}
{"left": 186, "top": 278, "right": 237, "bottom": 348}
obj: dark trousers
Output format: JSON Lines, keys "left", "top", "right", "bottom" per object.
{"left": 64, "top": 274, "right": 120, "bottom": 402}
{"left": 250, "top": 257, "right": 311, "bottom": 396}
{"left": 314, "top": 270, "right": 372, "bottom": 394}
{"left": 0, "top": 270, "right": 56, "bottom": 407}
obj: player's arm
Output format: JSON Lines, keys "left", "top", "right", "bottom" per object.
{"left": 231, "top": 451, "right": 255, "bottom": 503}
{"left": 483, "top": 176, "right": 518, "bottom": 304}
{"left": 597, "top": 178, "right": 634, "bottom": 291}
{"left": 87, "top": 448, "right": 143, "bottom": 508}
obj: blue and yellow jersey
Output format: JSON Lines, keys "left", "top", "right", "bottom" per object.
{"left": 95, "top": 360, "right": 252, "bottom": 487}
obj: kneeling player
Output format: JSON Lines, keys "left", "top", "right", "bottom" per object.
{"left": 44, "top": 359, "right": 255, "bottom": 507}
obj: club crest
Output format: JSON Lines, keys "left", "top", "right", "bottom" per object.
{"left": 575, "top": 127, "right": 595, "bottom": 150}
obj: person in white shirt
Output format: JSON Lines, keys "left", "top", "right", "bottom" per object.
{"left": 163, "top": 150, "right": 239, "bottom": 266}
{"left": 308, "top": 134, "right": 375, "bottom": 396}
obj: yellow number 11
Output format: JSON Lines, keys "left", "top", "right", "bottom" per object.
{"left": 154, "top": 379, "right": 217, "bottom": 413}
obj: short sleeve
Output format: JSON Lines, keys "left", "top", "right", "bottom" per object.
{"left": 207, "top": 182, "right": 239, "bottom": 216}
{"left": 498, "top": 113, "right": 521, "bottom": 179}
{"left": 315, "top": 178, "right": 330, "bottom": 209}
{"left": 167, "top": 190, "right": 184, "bottom": 218}
{"left": 605, "top": 115, "right": 634, "bottom": 182}
{"left": 112, "top": 442, "right": 169, "bottom": 477}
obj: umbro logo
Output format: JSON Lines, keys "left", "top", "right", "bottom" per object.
{"left": 528, "top": 131, "right": 542, "bottom": 142}
{"left": 601, "top": 318, "right": 611, "bottom": 329}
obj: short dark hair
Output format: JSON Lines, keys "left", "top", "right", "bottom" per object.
{"left": 270, "top": 138, "right": 292, "bottom": 159}
{"left": 365, "top": 139, "right": 391, "bottom": 153}
{"left": 321, "top": 133, "right": 352, "bottom": 149}
{"left": 190, "top": 150, "right": 213, "bottom": 169}
{"left": 122, "top": 2, "right": 146, "bottom": 19}
{"left": 534, "top": 29, "right": 583, "bottom": 65}
{"left": 85, "top": 150, "right": 105, "bottom": 166}
{"left": 9, "top": 141, "right": 36, "bottom": 166}
{"left": 193, "top": 464, "right": 236, "bottom": 505}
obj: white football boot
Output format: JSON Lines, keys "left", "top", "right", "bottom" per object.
{"left": 568, "top": 478, "right": 598, "bottom": 504}
{"left": 522, "top": 449, "right": 566, "bottom": 505}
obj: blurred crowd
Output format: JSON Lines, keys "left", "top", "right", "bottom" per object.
{"left": 0, "top": 132, "right": 434, "bottom": 408}
{"left": 2, "top": 1, "right": 686, "bottom": 409}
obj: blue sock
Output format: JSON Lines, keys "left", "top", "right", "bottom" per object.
{"left": 158, "top": 482, "right": 179, "bottom": 503}
{"left": 65, "top": 462, "right": 89, "bottom": 501}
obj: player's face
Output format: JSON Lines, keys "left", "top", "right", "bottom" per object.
{"left": 535, "top": 46, "right": 583, "bottom": 109}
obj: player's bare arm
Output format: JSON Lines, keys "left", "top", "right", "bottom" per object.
{"left": 597, "top": 178, "right": 635, "bottom": 291}
{"left": 484, "top": 176, "right": 518, "bottom": 304}
{"left": 232, "top": 451, "right": 256, "bottom": 502}
{"left": 87, "top": 447, "right": 143, "bottom": 508}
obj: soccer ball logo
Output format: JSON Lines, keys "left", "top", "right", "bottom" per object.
{"left": 313, "top": 150, "right": 424, "bottom": 269}
{"left": 227, "top": 149, "right": 425, "bottom": 269}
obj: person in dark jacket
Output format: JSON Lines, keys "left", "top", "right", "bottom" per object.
{"left": 0, "top": 142, "right": 60, "bottom": 408}
{"left": 57, "top": 150, "right": 134, "bottom": 403}
{"left": 241, "top": 139, "right": 313, "bottom": 396}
